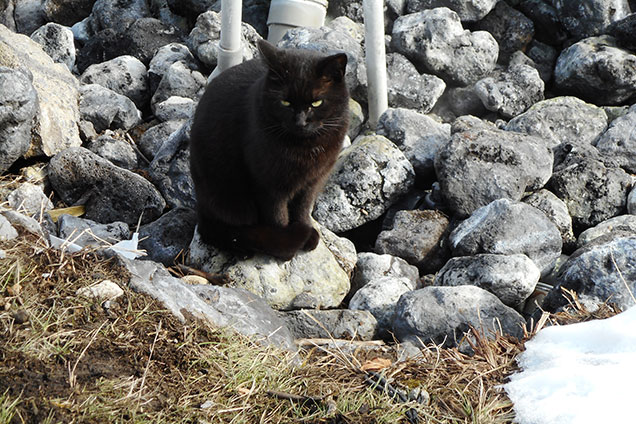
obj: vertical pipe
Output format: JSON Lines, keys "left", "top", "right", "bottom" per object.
{"left": 363, "top": 0, "right": 388, "bottom": 130}
{"left": 209, "top": 0, "right": 243, "bottom": 81}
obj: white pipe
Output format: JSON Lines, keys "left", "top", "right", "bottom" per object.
{"left": 267, "top": 0, "right": 328, "bottom": 44}
{"left": 209, "top": 0, "right": 243, "bottom": 81}
{"left": 363, "top": 0, "right": 388, "bottom": 130}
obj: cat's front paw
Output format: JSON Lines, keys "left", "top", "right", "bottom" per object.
{"left": 302, "top": 228, "right": 320, "bottom": 251}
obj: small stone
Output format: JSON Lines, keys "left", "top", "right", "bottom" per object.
{"left": 281, "top": 309, "right": 378, "bottom": 340}
{"left": 77, "top": 280, "right": 124, "bottom": 301}
{"left": 80, "top": 55, "right": 149, "bottom": 109}
{"left": 182, "top": 275, "right": 209, "bottom": 285}
{"left": 11, "top": 309, "right": 29, "bottom": 325}
{"left": 7, "top": 183, "right": 53, "bottom": 218}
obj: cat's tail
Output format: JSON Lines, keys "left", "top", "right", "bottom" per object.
{"left": 198, "top": 218, "right": 314, "bottom": 261}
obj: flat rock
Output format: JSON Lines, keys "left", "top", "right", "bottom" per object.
{"left": 187, "top": 223, "right": 356, "bottom": 310}
{"left": 79, "top": 84, "right": 142, "bottom": 132}
{"left": 87, "top": 132, "right": 138, "bottom": 170}
{"left": 48, "top": 147, "right": 166, "bottom": 226}
{"left": 554, "top": 35, "right": 636, "bottom": 105}
{"left": 377, "top": 107, "right": 451, "bottom": 180}
{"left": 474, "top": 64, "right": 544, "bottom": 118}
{"left": 0, "top": 23, "right": 81, "bottom": 158}
{"left": 375, "top": 210, "right": 450, "bottom": 273}
{"left": 505, "top": 96, "right": 608, "bottom": 152}
{"left": 0, "top": 66, "right": 37, "bottom": 173}
{"left": 0, "top": 214, "right": 18, "bottom": 241}
{"left": 435, "top": 119, "right": 554, "bottom": 217}
{"left": 435, "top": 253, "right": 540, "bottom": 308}
{"left": 391, "top": 7, "right": 498, "bottom": 86}
{"left": 58, "top": 214, "right": 130, "bottom": 248}
{"left": 7, "top": 182, "right": 53, "bottom": 217}
{"left": 313, "top": 134, "right": 415, "bottom": 233}
{"left": 543, "top": 235, "right": 636, "bottom": 312}
{"left": 595, "top": 105, "right": 636, "bottom": 173}
{"left": 122, "top": 257, "right": 296, "bottom": 351}
{"left": 449, "top": 198, "right": 563, "bottom": 275}
{"left": 281, "top": 309, "right": 378, "bottom": 340}
{"left": 393, "top": 286, "right": 525, "bottom": 349}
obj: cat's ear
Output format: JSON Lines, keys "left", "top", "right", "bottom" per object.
{"left": 316, "top": 53, "right": 348, "bottom": 83}
{"left": 258, "top": 39, "right": 285, "bottom": 79}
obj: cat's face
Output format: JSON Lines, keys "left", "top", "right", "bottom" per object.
{"left": 258, "top": 40, "right": 349, "bottom": 140}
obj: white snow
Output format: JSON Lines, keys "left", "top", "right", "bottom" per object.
{"left": 505, "top": 307, "right": 636, "bottom": 424}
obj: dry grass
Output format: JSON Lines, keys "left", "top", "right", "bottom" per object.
{"left": 0, "top": 228, "right": 622, "bottom": 424}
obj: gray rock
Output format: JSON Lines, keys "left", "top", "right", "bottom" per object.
{"left": 30, "top": 23, "right": 75, "bottom": 72}
{"left": 474, "top": 64, "right": 544, "bottom": 118}
{"left": 79, "top": 84, "right": 142, "bottom": 132}
{"left": 435, "top": 121, "right": 554, "bottom": 217}
{"left": 153, "top": 96, "right": 196, "bottom": 122}
{"left": 0, "top": 214, "right": 18, "bottom": 241}
{"left": 139, "top": 207, "right": 197, "bottom": 266}
{"left": 351, "top": 252, "right": 420, "bottom": 298}
{"left": 393, "top": 286, "right": 525, "bottom": 348}
{"left": 377, "top": 108, "right": 451, "bottom": 180}
{"left": 13, "top": 0, "right": 46, "bottom": 35}
{"left": 554, "top": 36, "right": 636, "bottom": 105}
{"left": 505, "top": 96, "right": 608, "bottom": 152}
{"left": 473, "top": 1, "right": 535, "bottom": 63}
{"left": 595, "top": 105, "right": 636, "bottom": 173}
{"left": 386, "top": 53, "right": 445, "bottom": 113}
{"left": 7, "top": 182, "right": 53, "bottom": 217}
{"left": 48, "top": 147, "right": 165, "bottom": 226}
{"left": 0, "top": 67, "right": 37, "bottom": 173}
{"left": 89, "top": 0, "right": 151, "bottom": 34}
{"left": 435, "top": 253, "right": 540, "bottom": 308}
{"left": 188, "top": 222, "right": 355, "bottom": 310}
{"left": 187, "top": 11, "right": 260, "bottom": 70}
{"left": 347, "top": 98, "right": 364, "bottom": 140}
{"left": 608, "top": 12, "right": 636, "bottom": 51}
{"left": 375, "top": 210, "right": 449, "bottom": 273}
{"left": 58, "top": 214, "right": 130, "bottom": 248}
{"left": 281, "top": 309, "right": 378, "bottom": 340}
{"left": 552, "top": 0, "right": 630, "bottom": 40}
{"left": 148, "top": 43, "right": 199, "bottom": 93}
{"left": 405, "top": 0, "right": 498, "bottom": 22}
{"left": 43, "top": 0, "right": 95, "bottom": 27}
{"left": 147, "top": 119, "right": 195, "bottom": 209}
{"left": 349, "top": 276, "right": 415, "bottom": 336}
{"left": 524, "top": 189, "right": 576, "bottom": 249}
{"left": 629, "top": 186, "right": 636, "bottom": 215}
{"left": 0, "top": 24, "right": 82, "bottom": 158}
{"left": 279, "top": 23, "right": 366, "bottom": 103}
{"left": 449, "top": 199, "right": 563, "bottom": 275}
{"left": 119, "top": 17, "right": 184, "bottom": 65}
{"left": 80, "top": 55, "right": 149, "bottom": 108}
{"left": 1, "top": 209, "right": 47, "bottom": 237}
{"left": 577, "top": 215, "right": 636, "bottom": 248}
{"left": 549, "top": 149, "right": 631, "bottom": 228}
{"left": 313, "top": 134, "right": 415, "bottom": 233}
{"left": 151, "top": 61, "right": 206, "bottom": 109}
{"left": 138, "top": 119, "right": 185, "bottom": 161}
{"left": 525, "top": 40, "right": 558, "bottom": 83}
{"left": 122, "top": 257, "right": 296, "bottom": 351}
{"left": 543, "top": 235, "right": 636, "bottom": 312}
{"left": 87, "top": 132, "right": 138, "bottom": 170}
{"left": 443, "top": 85, "right": 488, "bottom": 118}
{"left": 391, "top": 8, "right": 499, "bottom": 86}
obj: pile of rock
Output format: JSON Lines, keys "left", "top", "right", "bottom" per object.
{"left": 1, "top": 0, "right": 635, "bottom": 352}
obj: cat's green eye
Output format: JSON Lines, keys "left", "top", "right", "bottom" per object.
{"left": 311, "top": 100, "right": 323, "bottom": 108}
{"left": 280, "top": 100, "right": 291, "bottom": 107}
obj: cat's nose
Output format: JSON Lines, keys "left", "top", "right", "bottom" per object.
{"left": 295, "top": 111, "right": 308, "bottom": 126}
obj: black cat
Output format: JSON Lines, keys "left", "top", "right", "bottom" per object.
{"left": 189, "top": 39, "right": 349, "bottom": 260}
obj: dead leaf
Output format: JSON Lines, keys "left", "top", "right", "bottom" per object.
{"left": 360, "top": 357, "right": 392, "bottom": 372}
{"left": 48, "top": 205, "right": 85, "bottom": 222}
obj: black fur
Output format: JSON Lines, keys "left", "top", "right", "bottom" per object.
{"left": 190, "top": 40, "right": 349, "bottom": 260}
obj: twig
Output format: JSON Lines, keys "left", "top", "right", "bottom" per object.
{"left": 265, "top": 390, "right": 326, "bottom": 407}
{"left": 138, "top": 320, "right": 161, "bottom": 402}
{"left": 69, "top": 320, "right": 107, "bottom": 388}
